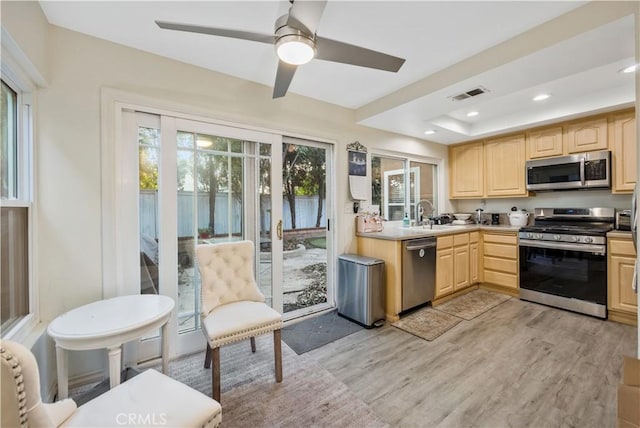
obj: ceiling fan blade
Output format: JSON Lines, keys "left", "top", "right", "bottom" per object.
{"left": 315, "top": 36, "right": 405, "bottom": 72}
{"left": 273, "top": 61, "right": 298, "bottom": 98}
{"left": 287, "top": 0, "right": 328, "bottom": 35}
{"left": 155, "top": 20, "right": 275, "bottom": 44}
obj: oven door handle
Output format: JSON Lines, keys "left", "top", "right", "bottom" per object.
{"left": 519, "top": 240, "right": 606, "bottom": 255}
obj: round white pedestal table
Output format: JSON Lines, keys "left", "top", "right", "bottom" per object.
{"left": 47, "top": 294, "right": 174, "bottom": 399}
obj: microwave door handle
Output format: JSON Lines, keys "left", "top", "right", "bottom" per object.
{"left": 580, "top": 157, "right": 586, "bottom": 186}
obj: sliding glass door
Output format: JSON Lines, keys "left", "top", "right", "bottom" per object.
{"left": 119, "top": 110, "right": 333, "bottom": 361}
{"left": 280, "top": 138, "right": 332, "bottom": 318}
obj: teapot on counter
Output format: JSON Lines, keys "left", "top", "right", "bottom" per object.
{"left": 508, "top": 207, "right": 529, "bottom": 226}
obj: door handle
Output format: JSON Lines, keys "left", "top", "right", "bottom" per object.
{"left": 633, "top": 261, "right": 638, "bottom": 294}
{"left": 277, "top": 220, "right": 283, "bottom": 240}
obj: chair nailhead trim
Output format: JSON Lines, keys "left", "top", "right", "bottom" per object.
{"left": 204, "top": 319, "right": 283, "bottom": 347}
{"left": 1, "top": 346, "right": 28, "bottom": 427}
{"left": 201, "top": 409, "right": 222, "bottom": 428}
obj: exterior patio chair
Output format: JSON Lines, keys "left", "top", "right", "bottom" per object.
{"left": 195, "top": 240, "right": 283, "bottom": 402}
{"left": 0, "top": 339, "right": 222, "bottom": 427}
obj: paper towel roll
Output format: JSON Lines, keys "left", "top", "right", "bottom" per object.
{"left": 349, "top": 175, "right": 367, "bottom": 200}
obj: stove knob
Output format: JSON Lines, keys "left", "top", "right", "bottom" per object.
{"left": 570, "top": 236, "right": 578, "bottom": 242}
{"left": 584, "top": 237, "right": 593, "bottom": 243}
{"left": 553, "top": 234, "right": 561, "bottom": 241}
{"left": 527, "top": 233, "right": 533, "bottom": 238}
{"left": 535, "top": 233, "right": 543, "bottom": 239}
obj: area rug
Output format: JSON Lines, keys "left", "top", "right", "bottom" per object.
{"left": 282, "top": 309, "right": 363, "bottom": 355}
{"left": 391, "top": 307, "right": 462, "bottom": 341}
{"left": 70, "top": 336, "right": 387, "bottom": 428}
{"left": 434, "top": 289, "right": 511, "bottom": 320}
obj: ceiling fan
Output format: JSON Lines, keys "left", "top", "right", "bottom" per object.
{"left": 155, "top": 0, "right": 405, "bottom": 99}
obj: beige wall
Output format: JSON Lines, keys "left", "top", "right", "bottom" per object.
{"left": 3, "top": 3, "right": 449, "bottom": 323}
{"left": 1, "top": 0, "right": 50, "bottom": 84}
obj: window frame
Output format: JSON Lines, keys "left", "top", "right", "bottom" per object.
{"left": 1, "top": 67, "right": 37, "bottom": 342}
{"left": 370, "top": 150, "right": 440, "bottom": 224}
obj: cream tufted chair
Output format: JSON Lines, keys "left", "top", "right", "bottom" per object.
{"left": 196, "top": 240, "right": 283, "bottom": 402}
{"left": 1, "top": 339, "right": 222, "bottom": 428}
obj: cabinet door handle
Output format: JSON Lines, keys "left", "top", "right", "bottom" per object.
{"left": 633, "top": 260, "right": 638, "bottom": 294}
{"left": 277, "top": 220, "right": 283, "bottom": 240}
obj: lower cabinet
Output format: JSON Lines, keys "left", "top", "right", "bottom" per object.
{"left": 608, "top": 235, "right": 638, "bottom": 326}
{"left": 482, "top": 231, "right": 519, "bottom": 291}
{"left": 435, "top": 238, "right": 454, "bottom": 297}
{"left": 469, "top": 232, "right": 480, "bottom": 284}
{"left": 436, "top": 232, "right": 480, "bottom": 299}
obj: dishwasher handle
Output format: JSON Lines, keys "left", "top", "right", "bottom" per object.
{"left": 405, "top": 239, "right": 436, "bottom": 251}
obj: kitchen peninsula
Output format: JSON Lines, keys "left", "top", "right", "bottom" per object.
{"left": 357, "top": 224, "right": 520, "bottom": 322}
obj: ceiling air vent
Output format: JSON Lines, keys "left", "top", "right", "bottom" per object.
{"left": 449, "top": 86, "right": 489, "bottom": 101}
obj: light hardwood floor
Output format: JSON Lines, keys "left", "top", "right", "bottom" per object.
{"left": 308, "top": 298, "right": 637, "bottom": 427}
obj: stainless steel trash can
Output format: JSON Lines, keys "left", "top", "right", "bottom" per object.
{"left": 337, "top": 254, "right": 385, "bottom": 328}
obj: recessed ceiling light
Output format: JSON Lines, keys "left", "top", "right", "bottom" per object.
{"left": 467, "top": 111, "right": 479, "bottom": 117}
{"left": 533, "top": 93, "right": 551, "bottom": 101}
{"left": 621, "top": 64, "right": 638, "bottom": 74}
{"left": 424, "top": 130, "right": 436, "bottom": 135}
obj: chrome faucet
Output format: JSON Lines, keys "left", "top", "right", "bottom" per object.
{"left": 415, "top": 199, "right": 435, "bottom": 226}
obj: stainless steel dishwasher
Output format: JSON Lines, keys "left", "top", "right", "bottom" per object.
{"left": 402, "top": 237, "right": 436, "bottom": 311}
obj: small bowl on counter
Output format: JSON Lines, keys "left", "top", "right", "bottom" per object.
{"left": 453, "top": 213, "right": 472, "bottom": 221}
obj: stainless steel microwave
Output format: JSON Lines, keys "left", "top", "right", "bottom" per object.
{"left": 526, "top": 150, "right": 611, "bottom": 191}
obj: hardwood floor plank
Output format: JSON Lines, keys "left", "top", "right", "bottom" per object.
{"left": 308, "top": 298, "right": 637, "bottom": 427}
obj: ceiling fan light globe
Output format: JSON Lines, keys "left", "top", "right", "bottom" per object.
{"left": 276, "top": 35, "right": 315, "bottom": 65}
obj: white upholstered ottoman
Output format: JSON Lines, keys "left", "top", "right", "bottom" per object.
{"left": 62, "top": 369, "right": 222, "bottom": 428}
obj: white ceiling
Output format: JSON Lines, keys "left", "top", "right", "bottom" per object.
{"left": 39, "top": 1, "right": 637, "bottom": 145}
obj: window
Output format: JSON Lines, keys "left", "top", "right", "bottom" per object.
{"left": 371, "top": 155, "right": 437, "bottom": 222}
{"left": 2, "top": 80, "right": 18, "bottom": 199}
{"left": 1, "top": 77, "right": 32, "bottom": 335}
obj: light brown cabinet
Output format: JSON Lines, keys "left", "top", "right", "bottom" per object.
{"left": 526, "top": 126, "right": 563, "bottom": 159}
{"left": 608, "top": 236, "right": 638, "bottom": 326}
{"left": 357, "top": 237, "right": 403, "bottom": 322}
{"left": 449, "top": 137, "right": 528, "bottom": 199}
{"left": 484, "top": 134, "right": 527, "bottom": 197}
{"left": 449, "top": 142, "right": 484, "bottom": 198}
{"left": 435, "top": 236, "right": 454, "bottom": 298}
{"left": 453, "top": 233, "right": 470, "bottom": 290}
{"left": 449, "top": 109, "right": 635, "bottom": 200}
{"left": 469, "top": 232, "right": 480, "bottom": 284}
{"left": 435, "top": 232, "right": 481, "bottom": 299}
{"left": 482, "top": 232, "right": 518, "bottom": 291}
{"left": 611, "top": 111, "right": 637, "bottom": 193}
{"left": 566, "top": 117, "right": 608, "bottom": 153}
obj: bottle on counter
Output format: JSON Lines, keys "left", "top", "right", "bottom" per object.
{"left": 402, "top": 212, "right": 410, "bottom": 227}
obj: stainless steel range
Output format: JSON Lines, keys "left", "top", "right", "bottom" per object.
{"left": 518, "top": 207, "right": 614, "bottom": 318}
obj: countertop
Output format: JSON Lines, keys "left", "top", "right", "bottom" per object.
{"left": 356, "top": 223, "right": 522, "bottom": 241}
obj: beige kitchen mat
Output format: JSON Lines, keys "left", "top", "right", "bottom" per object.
{"left": 434, "top": 289, "right": 510, "bottom": 320}
{"left": 391, "top": 307, "right": 462, "bottom": 341}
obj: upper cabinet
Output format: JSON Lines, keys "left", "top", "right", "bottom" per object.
{"left": 566, "top": 117, "right": 608, "bottom": 153}
{"left": 449, "top": 136, "right": 527, "bottom": 199}
{"left": 449, "top": 142, "right": 484, "bottom": 198}
{"left": 611, "top": 111, "right": 637, "bottom": 194}
{"left": 526, "top": 127, "right": 563, "bottom": 159}
{"left": 485, "top": 134, "right": 527, "bottom": 197}
{"left": 448, "top": 108, "right": 635, "bottom": 199}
